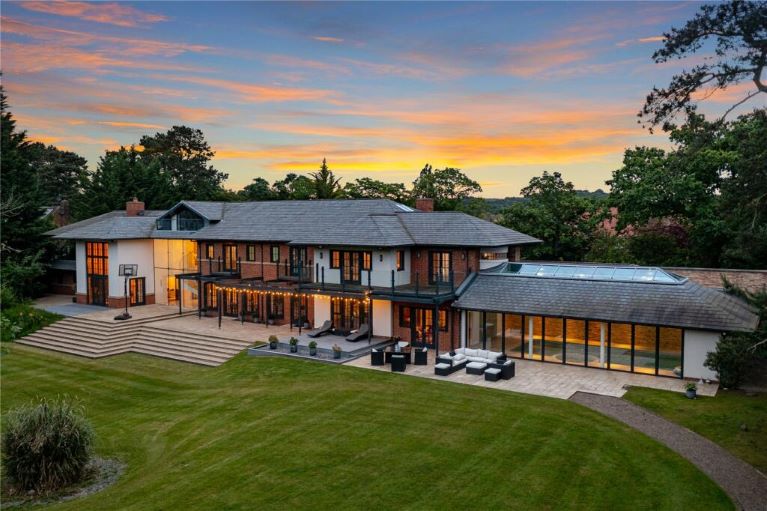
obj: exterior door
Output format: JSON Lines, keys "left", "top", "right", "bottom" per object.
{"left": 129, "top": 277, "right": 146, "bottom": 306}
{"left": 290, "top": 247, "right": 307, "bottom": 276}
{"left": 223, "top": 244, "right": 238, "bottom": 272}
{"left": 87, "top": 276, "right": 107, "bottom": 306}
{"left": 412, "top": 308, "right": 434, "bottom": 347}
{"left": 429, "top": 251, "right": 451, "bottom": 284}
{"left": 342, "top": 252, "right": 361, "bottom": 283}
{"left": 223, "top": 289, "right": 239, "bottom": 317}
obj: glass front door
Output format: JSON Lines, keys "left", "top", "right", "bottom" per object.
{"left": 87, "top": 275, "right": 107, "bottom": 306}
{"left": 412, "top": 308, "right": 434, "bottom": 347}
{"left": 223, "top": 244, "right": 238, "bottom": 272}
{"left": 129, "top": 277, "right": 146, "bottom": 306}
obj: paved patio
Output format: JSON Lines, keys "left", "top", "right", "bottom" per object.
{"left": 345, "top": 350, "right": 719, "bottom": 400}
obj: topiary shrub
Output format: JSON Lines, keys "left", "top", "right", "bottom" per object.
{"left": 2, "top": 398, "right": 94, "bottom": 494}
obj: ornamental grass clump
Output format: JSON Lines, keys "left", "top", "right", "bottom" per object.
{"left": 2, "top": 398, "right": 94, "bottom": 494}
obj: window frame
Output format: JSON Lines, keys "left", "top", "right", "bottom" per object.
{"left": 206, "top": 243, "right": 214, "bottom": 260}
{"left": 396, "top": 250, "right": 405, "bottom": 271}
{"left": 362, "top": 251, "right": 372, "bottom": 271}
{"left": 330, "top": 250, "right": 341, "bottom": 269}
{"left": 246, "top": 244, "right": 256, "bottom": 262}
{"left": 270, "top": 245, "right": 280, "bottom": 263}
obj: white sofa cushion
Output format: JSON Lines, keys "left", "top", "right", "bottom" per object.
{"left": 488, "top": 351, "right": 502, "bottom": 361}
{"left": 453, "top": 353, "right": 466, "bottom": 362}
{"left": 464, "top": 348, "right": 478, "bottom": 357}
{"left": 476, "top": 349, "right": 489, "bottom": 360}
{"left": 466, "top": 361, "right": 487, "bottom": 370}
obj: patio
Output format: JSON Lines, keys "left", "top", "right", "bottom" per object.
{"left": 344, "top": 350, "right": 719, "bottom": 400}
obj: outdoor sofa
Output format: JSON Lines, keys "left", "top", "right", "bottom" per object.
{"left": 437, "top": 348, "right": 504, "bottom": 366}
{"left": 434, "top": 357, "right": 467, "bottom": 376}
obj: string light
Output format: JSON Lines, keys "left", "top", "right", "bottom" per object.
{"left": 211, "top": 284, "right": 370, "bottom": 304}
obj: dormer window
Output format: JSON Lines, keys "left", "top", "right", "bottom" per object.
{"left": 177, "top": 210, "right": 204, "bottom": 231}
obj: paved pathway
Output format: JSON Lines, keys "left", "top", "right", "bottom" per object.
{"left": 571, "top": 391, "right": 767, "bottom": 511}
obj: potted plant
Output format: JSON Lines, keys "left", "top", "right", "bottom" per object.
{"left": 308, "top": 340, "right": 318, "bottom": 356}
{"left": 268, "top": 335, "right": 278, "bottom": 350}
{"left": 332, "top": 344, "right": 342, "bottom": 360}
{"left": 289, "top": 337, "right": 299, "bottom": 353}
{"left": 685, "top": 382, "right": 697, "bottom": 399}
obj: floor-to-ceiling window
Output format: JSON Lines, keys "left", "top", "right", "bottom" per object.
{"left": 543, "top": 317, "right": 563, "bottom": 362}
{"left": 504, "top": 314, "right": 524, "bottom": 358}
{"left": 587, "top": 321, "right": 607, "bottom": 368}
{"left": 467, "top": 310, "right": 482, "bottom": 349}
{"left": 565, "top": 319, "right": 586, "bottom": 365}
{"left": 658, "top": 327, "right": 683, "bottom": 377}
{"left": 633, "top": 325, "right": 657, "bottom": 374}
{"left": 485, "top": 312, "right": 503, "bottom": 352}
{"left": 154, "top": 239, "right": 198, "bottom": 307}
{"left": 609, "top": 323, "right": 632, "bottom": 371}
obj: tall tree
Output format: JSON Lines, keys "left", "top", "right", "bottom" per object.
{"left": 139, "top": 126, "right": 227, "bottom": 200}
{"left": 640, "top": 0, "right": 767, "bottom": 130}
{"left": 271, "top": 173, "right": 315, "bottom": 200}
{"left": 411, "top": 164, "right": 482, "bottom": 210}
{"left": 75, "top": 146, "right": 173, "bottom": 219}
{"left": 309, "top": 158, "right": 342, "bottom": 199}
{"left": 25, "top": 142, "right": 88, "bottom": 205}
{"left": 0, "top": 87, "right": 51, "bottom": 297}
{"left": 500, "top": 172, "right": 595, "bottom": 261}
{"left": 342, "top": 177, "right": 408, "bottom": 202}
{"left": 239, "top": 177, "right": 275, "bottom": 201}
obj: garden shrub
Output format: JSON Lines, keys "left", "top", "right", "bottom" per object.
{"left": 0, "top": 305, "right": 62, "bottom": 342}
{"left": 2, "top": 398, "right": 94, "bottom": 493}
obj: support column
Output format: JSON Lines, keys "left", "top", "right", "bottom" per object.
{"left": 459, "top": 310, "right": 466, "bottom": 348}
{"left": 217, "top": 288, "right": 222, "bottom": 329}
{"left": 528, "top": 316, "right": 534, "bottom": 358}
{"left": 367, "top": 297, "right": 373, "bottom": 344}
{"left": 178, "top": 276, "right": 182, "bottom": 315}
{"left": 600, "top": 323, "right": 606, "bottom": 368}
{"left": 433, "top": 302, "right": 439, "bottom": 358}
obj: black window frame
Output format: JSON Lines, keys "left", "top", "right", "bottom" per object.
{"left": 399, "top": 305, "right": 412, "bottom": 327}
{"left": 206, "top": 243, "right": 214, "bottom": 260}
{"left": 429, "top": 250, "right": 452, "bottom": 284}
{"left": 396, "top": 250, "right": 405, "bottom": 271}
{"left": 330, "top": 250, "right": 341, "bottom": 269}
{"left": 246, "top": 244, "right": 256, "bottom": 262}
{"left": 270, "top": 245, "right": 280, "bottom": 263}
{"left": 268, "top": 295, "right": 284, "bottom": 319}
{"left": 362, "top": 251, "right": 372, "bottom": 271}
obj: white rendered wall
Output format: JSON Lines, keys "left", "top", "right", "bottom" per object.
{"left": 314, "top": 249, "right": 410, "bottom": 287}
{"left": 372, "top": 299, "right": 392, "bottom": 338}
{"left": 313, "top": 295, "right": 331, "bottom": 327}
{"left": 75, "top": 241, "right": 87, "bottom": 294}
{"left": 684, "top": 330, "right": 720, "bottom": 381}
{"left": 108, "top": 240, "right": 155, "bottom": 299}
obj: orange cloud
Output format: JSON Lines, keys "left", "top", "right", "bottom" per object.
{"left": 154, "top": 74, "right": 336, "bottom": 103}
{"left": 20, "top": 1, "right": 167, "bottom": 27}
{"left": 313, "top": 36, "right": 344, "bottom": 43}
{"left": 616, "top": 35, "right": 665, "bottom": 47}
{"left": 97, "top": 121, "right": 165, "bottom": 129}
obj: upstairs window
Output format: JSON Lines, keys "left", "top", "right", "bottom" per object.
{"left": 396, "top": 250, "right": 405, "bottom": 271}
{"left": 270, "top": 245, "right": 280, "bottom": 263}
{"left": 330, "top": 250, "right": 341, "bottom": 269}
{"left": 362, "top": 251, "right": 372, "bottom": 271}
{"left": 206, "top": 243, "right": 214, "bottom": 260}
{"left": 246, "top": 244, "right": 256, "bottom": 262}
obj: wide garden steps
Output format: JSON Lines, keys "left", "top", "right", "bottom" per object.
{"left": 16, "top": 315, "right": 251, "bottom": 366}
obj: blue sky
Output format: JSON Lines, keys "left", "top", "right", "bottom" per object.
{"left": 3, "top": 1, "right": 758, "bottom": 196}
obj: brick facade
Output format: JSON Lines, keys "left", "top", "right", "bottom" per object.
{"left": 391, "top": 301, "right": 457, "bottom": 352}
{"left": 409, "top": 247, "right": 479, "bottom": 288}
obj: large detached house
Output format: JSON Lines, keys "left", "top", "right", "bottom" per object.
{"left": 48, "top": 197, "right": 759, "bottom": 381}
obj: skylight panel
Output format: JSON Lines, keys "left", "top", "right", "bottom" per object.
{"left": 395, "top": 203, "right": 414, "bottom": 212}
{"left": 612, "top": 268, "right": 637, "bottom": 280}
{"left": 554, "top": 266, "right": 577, "bottom": 277}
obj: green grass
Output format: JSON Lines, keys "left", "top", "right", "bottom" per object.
{"left": 1, "top": 345, "right": 733, "bottom": 511}
{"left": 624, "top": 386, "right": 767, "bottom": 473}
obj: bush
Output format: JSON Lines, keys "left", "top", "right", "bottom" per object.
{"left": 0, "top": 305, "right": 62, "bottom": 342}
{"left": 2, "top": 398, "right": 94, "bottom": 493}
{"left": 0, "top": 285, "right": 19, "bottom": 309}
{"left": 705, "top": 334, "right": 757, "bottom": 388}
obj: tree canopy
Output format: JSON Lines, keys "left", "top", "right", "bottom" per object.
{"left": 640, "top": 0, "right": 767, "bottom": 130}
{"left": 411, "top": 164, "right": 482, "bottom": 211}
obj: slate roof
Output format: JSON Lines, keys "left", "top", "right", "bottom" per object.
{"left": 49, "top": 199, "right": 540, "bottom": 248}
{"left": 47, "top": 210, "right": 165, "bottom": 240}
{"left": 453, "top": 271, "right": 759, "bottom": 333}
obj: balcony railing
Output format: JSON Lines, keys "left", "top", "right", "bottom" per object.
{"left": 305, "top": 266, "right": 472, "bottom": 298}
{"left": 207, "top": 256, "right": 241, "bottom": 275}
{"left": 278, "top": 258, "right": 314, "bottom": 282}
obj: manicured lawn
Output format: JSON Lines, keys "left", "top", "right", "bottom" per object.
{"left": 1, "top": 345, "right": 732, "bottom": 510}
{"left": 624, "top": 386, "right": 767, "bottom": 473}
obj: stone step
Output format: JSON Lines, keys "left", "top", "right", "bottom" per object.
{"left": 140, "top": 327, "right": 250, "bottom": 350}
{"left": 20, "top": 332, "right": 134, "bottom": 352}
{"left": 17, "top": 337, "right": 127, "bottom": 358}
{"left": 34, "top": 324, "right": 134, "bottom": 343}
{"left": 129, "top": 341, "right": 227, "bottom": 366}
{"left": 133, "top": 333, "right": 245, "bottom": 357}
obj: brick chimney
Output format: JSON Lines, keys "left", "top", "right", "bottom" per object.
{"left": 415, "top": 198, "right": 434, "bottom": 212}
{"left": 126, "top": 197, "right": 145, "bottom": 217}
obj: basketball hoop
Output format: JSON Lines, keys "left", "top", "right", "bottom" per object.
{"left": 115, "top": 264, "right": 139, "bottom": 320}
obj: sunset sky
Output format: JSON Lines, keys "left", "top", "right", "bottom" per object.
{"left": 2, "top": 1, "right": 759, "bottom": 196}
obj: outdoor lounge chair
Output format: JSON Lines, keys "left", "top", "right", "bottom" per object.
{"left": 307, "top": 320, "right": 332, "bottom": 338}
{"left": 345, "top": 323, "right": 369, "bottom": 342}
